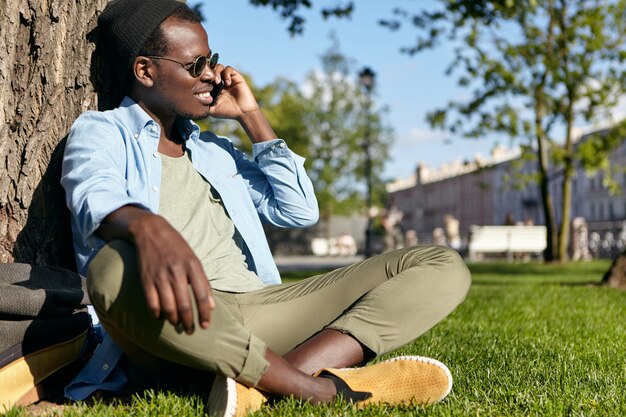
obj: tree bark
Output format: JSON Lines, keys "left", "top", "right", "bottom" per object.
{"left": 534, "top": 94, "right": 557, "bottom": 262}
{"left": 602, "top": 253, "right": 626, "bottom": 290}
{"left": 0, "top": 0, "right": 107, "bottom": 268}
{"left": 557, "top": 92, "right": 575, "bottom": 262}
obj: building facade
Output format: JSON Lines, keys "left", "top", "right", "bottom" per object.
{"left": 387, "top": 136, "right": 626, "bottom": 255}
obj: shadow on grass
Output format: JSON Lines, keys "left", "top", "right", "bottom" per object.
{"left": 461, "top": 260, "right": 611, "bottom": 289}
{"left": 466, "top": 260, "right": 611, "bottom": 276}
{"left": 471, "top": 279, "right": 602, "bottom": 287}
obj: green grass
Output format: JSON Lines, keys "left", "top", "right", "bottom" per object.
{"left": 7, "top": 260, "right": 626, "bottom": 416}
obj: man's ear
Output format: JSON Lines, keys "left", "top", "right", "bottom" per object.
{"left": 132, "top": 56, "right": 155, "bottom": 88}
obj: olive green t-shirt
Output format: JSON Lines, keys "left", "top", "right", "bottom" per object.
{"left": 158, "top": 151, "right": 266, "bottom": 293}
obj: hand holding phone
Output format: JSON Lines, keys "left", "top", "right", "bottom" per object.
{"left": 210, "top": 80, "right": 224, "bottom": 107}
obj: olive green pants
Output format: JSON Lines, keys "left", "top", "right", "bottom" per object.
{"left": 87, "top": 241, "right": 471, "bottom": 387}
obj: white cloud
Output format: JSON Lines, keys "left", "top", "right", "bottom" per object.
{"left": 404, "top": 126, "right": 448, "bottom": 145}
{"left": 383, "top": 127, "right": 452, "bottom": 179}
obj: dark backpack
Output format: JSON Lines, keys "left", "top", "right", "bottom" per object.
{"left": 0, "top": 263, "right": 92, "bottom": 410}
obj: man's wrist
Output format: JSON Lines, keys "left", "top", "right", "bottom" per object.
{"left": 106, "top": 206, "right": 158, "bottom": 245}
{"left": 127, "top": 210, "right": 163, "bottom": 242}
{"left": 238, "top": 108, "right": 277, "bottom": 143}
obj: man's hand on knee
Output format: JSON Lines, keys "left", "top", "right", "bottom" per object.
{"left": 99, "top": 206, "right": 215, "bottom": 333}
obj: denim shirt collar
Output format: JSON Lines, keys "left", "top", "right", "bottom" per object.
{"left": 118, "top": 96, "right": 201, "bottom": 143}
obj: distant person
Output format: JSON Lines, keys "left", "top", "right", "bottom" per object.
{"left": 444, "top": 214, "right": 461, "bottom": 251}
{"left": 571, "top": 217, "right": 591, "bottom": 261}
{"left": 61, "top": 1, "right": 472, "bottom": 415}
{"left": 433, "top": 227, "right": 447, "bottom": 246}
{"left": 381, "top": 206, "right": 404, "bottom": 252}
{"left": 405, "top": 229, "right": 419, "bottom": 247}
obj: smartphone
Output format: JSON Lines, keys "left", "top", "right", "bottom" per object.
{"left": 210, "top": 80, "right": 224, "bottom": 107}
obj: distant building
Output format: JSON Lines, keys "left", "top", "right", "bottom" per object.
{"left": 571, "top": 136, "right": 626, "bottom": 222}
{"left": 387, "top": 132, "right": 626, "bottom": 249}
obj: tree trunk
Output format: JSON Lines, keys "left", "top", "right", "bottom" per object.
{"left": 537, "top": 144, "right": 558, "bottom": 262}
{"left": 534, "top": 109, "right": 557, "bottom": 262}
{"left": 0, "top": 0, "right": 107, "bottom": 269}
{"left": 557, "top": 90, "right": 576, "bottom": 262}
{"left": 558, "top": 163, "right": 572, "bottom": 261}
{"left": 602, "top": 253, "right": 626, "bottom": 290}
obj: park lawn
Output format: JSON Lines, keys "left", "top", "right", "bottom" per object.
{"left": 6, "top": 260, "right": 626, "bottom": 417}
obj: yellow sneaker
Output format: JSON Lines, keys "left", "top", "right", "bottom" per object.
{"left": 317, "top": 355, "right": 453, "bottom": 406}
{"left": 207, "top": 374, "right": 268, "bottom": 417}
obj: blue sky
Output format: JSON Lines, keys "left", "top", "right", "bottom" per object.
{"left": 198, "top": 0, "right": 505, "bottom": 180}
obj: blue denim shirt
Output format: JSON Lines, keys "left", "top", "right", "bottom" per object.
{"left": 61, "top": 96, "right": 319, "bottom": 285}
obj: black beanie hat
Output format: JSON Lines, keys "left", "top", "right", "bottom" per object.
{"left": 98, "top": 0, "right": 186, "bottom": 82}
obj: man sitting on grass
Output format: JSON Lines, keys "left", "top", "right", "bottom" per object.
{"left": 61, "top": 0, "right": 471, "bottom": 415}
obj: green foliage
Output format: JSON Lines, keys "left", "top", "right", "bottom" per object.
{"left": 300, "top": 32, "right": 393, "bottom": 217}
{"left": 577, "top": 121, "right": 626, "bottom": 195}
{"left": 247, "top": 0, "right": 354, "bottom": 36}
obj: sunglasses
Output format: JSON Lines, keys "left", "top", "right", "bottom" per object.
{"left": 145, "top": 52, "right": 219, "bottom": 78}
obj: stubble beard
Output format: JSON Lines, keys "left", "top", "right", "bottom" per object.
{"left": 165, "top": 99, "right": 211, "bottom": 121}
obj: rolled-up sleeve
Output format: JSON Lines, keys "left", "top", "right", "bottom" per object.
{"left": 234, "top": 138, "right": 319, "bottom": 228}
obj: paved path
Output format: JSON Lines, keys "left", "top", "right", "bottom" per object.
{"left": 274, "top": 255, "right": 363, "bottom": 273}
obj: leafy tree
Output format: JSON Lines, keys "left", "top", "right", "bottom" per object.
{"left": 247, "top": 0, "right": 354, "bottom": 35}
{"left": 379, "top": 0, "right": 626, "bottom": 262}
{"left": 301, "top": 33, "right": 392, "bottom": 223}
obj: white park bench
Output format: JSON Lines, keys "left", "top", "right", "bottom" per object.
{"left": 468, "top": 225, "right": 547, "bottom": 262}
{"left": 311, "top": 236, "right": 358, "bottom": 257}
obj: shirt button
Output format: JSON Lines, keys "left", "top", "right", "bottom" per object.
{"left": 102, "top": 363, "right": 109, "bottom": 371}
{"left": 152, "top": 152, "right": 159, "bottom": 158}
{"left": 152, "top": 185, "right": 159, "bottom": 192}
{"left": 134, "top": 133, "right": 139, "bottom": 139}
{"left": 279, "top": 142, "right": 286, "bottom": 148}
{"left": 151, "top": 125, "right": 157, "bottom": 133}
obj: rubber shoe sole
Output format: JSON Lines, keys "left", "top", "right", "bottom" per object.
{"left": 317, "top": 355, "right": 453, "bottom": 406}
{"left": 207, "top": 374, "right": 267, "bottom": 417}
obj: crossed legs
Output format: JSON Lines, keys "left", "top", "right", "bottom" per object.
{"left": 88, "top": 241, "right": 470, "bottom": 402}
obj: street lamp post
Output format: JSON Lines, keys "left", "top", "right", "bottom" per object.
{"left": 359, "top": 67, "right": 376, "bottom": 258}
